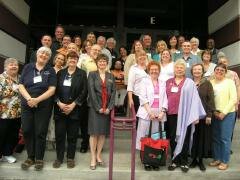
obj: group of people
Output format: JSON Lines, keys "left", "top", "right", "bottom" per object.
{"left": 0, "top": 25, "right": 239, "bottom": 174}
{"left": 127, "top": 39, "right": 239, "bottom": 172}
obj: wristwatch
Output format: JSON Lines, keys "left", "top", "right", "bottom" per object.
{"left": 161, "top": 108, "right": 167, "bottom": 113}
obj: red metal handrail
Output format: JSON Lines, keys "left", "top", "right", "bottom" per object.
{"left": 109, "top": 106, "right": 136, "bottom": 180}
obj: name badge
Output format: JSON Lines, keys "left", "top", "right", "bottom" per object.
{"left": 63, "top": 79, "right": 71, "bottom": 86}
{"left": 146, "top": 53, "right": 151, "bottom": 59}
{"left": 171, "top": 86, "right": 178, "bottom": 93}
{"left": 33, "top": 76, "right": 42, "bottom": 84}
{"left": 186, "top": 62, "right": 190, "bottom": 68}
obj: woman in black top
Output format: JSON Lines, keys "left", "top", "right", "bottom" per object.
{"left": 53, "top": 51, "right": 87, "bottom": 169}
{"left": 19, "top": 46, "right": 57, "bottom": 171}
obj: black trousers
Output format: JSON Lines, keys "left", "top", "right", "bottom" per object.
{"left": 166, "top": 114, "right": 191, "bottom": 166}
{"left": 0, "top": 118, "right": 21, "bottom": 156}
{"left": 132, "top": 94, "right": 140, "bottom": 114}
{"left": 79, "top": 103, "right": 89, "bottom": 148}
{"left": 55, "top": 115, "right": 79, "bottom": 162}
{"left": 21, "top": 101, "right": 52, "bottom": 160}
{"left": 133, "top": 94, "right": 140, "bottom": 128}
{"left": 231, "top": 111, "right": 238, "bottom": 142}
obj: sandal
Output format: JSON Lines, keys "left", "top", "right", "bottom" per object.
{"left": 34, "top": 160, "right": 44, "bottom": 171}
{"left": 209, "top": 160, "right": 221, "bottom": 167}
{"left": 97, "top": 161, "right": 106, "bottom": 167}
{"left": 53, "top": 160, "right": 62, "bottom": 168}
{"left": 218, "top": 163, "right": 228, "bottom": 170}
{"left": 90, "top": 164, "right": 96, "bottom": 170}
{"left": 21, "top": 159, "right": 35, "bottom": 170}
{"left": 67, "top": 159, "right": 75, "bottom": 169}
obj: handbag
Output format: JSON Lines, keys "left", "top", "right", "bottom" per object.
{"left": 140, "top": 121, "right": 169, "bottom": 166}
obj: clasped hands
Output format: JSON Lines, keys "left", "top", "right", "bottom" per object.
{"left": 58, "top": 101, "right": 76, "bottom": 115}
{"left": 99, "top": 108, "right": 110, "bottom": 115}
{"left": 27, "top": 98, "right": 40, "bottom": 108}
{"left": 148, "top": 111, "right": 165, "bottom": 121}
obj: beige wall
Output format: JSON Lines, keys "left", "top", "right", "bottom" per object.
{"left": 0, "top": 0, "right": 30, "bottom": 24}
{"left": 0, "top": 30, "right": 26, "bottom": 64}
{"left": 0, "top": 0, "right": 29, "bottom": 64}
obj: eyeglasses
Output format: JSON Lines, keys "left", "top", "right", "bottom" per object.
{"left": 215, "top": 68, "right": 225, "bottom": 72}
{"left": 56, "top": 57, "right": 65, "bottom": 61}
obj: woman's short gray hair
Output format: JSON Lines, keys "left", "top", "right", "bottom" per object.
{"left": 190, "top": 37, "right": 199, "bottom": 46}
{"left": 174, "top": 59, "right": 186, "bottom": 69}
{"left": 4, "top": 58, "right": 19, "bottom": 70}
{"left": 106, "top": 37, "right": 116, "bottom": 46}
{"left": 36, "top": 46, "right": 52, "bottom": 59}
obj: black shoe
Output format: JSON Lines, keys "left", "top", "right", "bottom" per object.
{"left": 198, "top": 162, "right": 206, "bottom": 171}
{"left": 144, "top": 164, "right": 152, "bottom": 171}
{"left": 180, "top": 165, "right": 189, "bottom": 173}
{"left": 152, "top": 166, "right": 160, "bottom": 171}
{"left": 80, "top": 147, "right": 88, "bottom": 153}
{"left": 168, "top": 163, "right": 178, "bottom": 171}
{"left": 190, "top": 159, "right": 198, "bottom": 168}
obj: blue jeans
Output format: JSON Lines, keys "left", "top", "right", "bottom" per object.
{"left": 212, "top": 112, "right": 236, "bottom": 163}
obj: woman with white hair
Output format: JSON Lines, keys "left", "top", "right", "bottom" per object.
{"left": 19, "top": 46, "right": 57, "bottom": 171}
{"left": 190, "top": 37, "right": 202, "bottom": 57}
{"left": 106, "top": 37, "right": 118, "bottom": 58}
{"left": 166, "top": 59, "right": 206, "bottom": 172}
{"left": 0, "top": 58, "right": 21, "bottom": 163}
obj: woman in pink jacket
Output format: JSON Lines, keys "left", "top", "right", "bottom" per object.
{"left": 136, "top": 61, "right": 168, "bottom": 170}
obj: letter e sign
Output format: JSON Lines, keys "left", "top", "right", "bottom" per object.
{"left": 150, "top": 17, "right": 156, "bottom": 24}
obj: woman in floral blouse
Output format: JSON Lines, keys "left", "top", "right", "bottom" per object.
{"left": 0, "top": 58, "right": 21, "bottom": 163}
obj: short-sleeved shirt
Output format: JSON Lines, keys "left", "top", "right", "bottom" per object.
{"left": 20, "top": 63, "right": 57, "bottom": 104}
{"left": 166, "top": 77, "right": 185, "bottom": 115}
{"left": 0, "top": 72, "right": 21, "bottom": 119}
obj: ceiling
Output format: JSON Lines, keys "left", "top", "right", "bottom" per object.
{"left": 27, "top": 0, "right": 207, "bottom": 31}
{"left": 25, "top": 0, "right": 210, "bottom": 50}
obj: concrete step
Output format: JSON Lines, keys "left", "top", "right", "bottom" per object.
{"left": 0, "top": 120, "right": 240, "bottom": 180}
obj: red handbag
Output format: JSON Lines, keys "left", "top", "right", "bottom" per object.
{"left": 140, "top": 122, "right": 169, "bottom": 166}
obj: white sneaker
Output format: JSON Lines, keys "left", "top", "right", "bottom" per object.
{"left": 2, "top": 156, "right": 17, "bottom": 163}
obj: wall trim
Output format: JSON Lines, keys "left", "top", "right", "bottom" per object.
{"left": 210, "top": 16, "right": 240, "bottom": 49}
{"left": 0, "top": 3, "right": 29, "bottom": 44}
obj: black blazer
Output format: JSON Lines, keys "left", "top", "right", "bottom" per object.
{"left": 88, "top": 71, "right": 116, "bottom": 112}
{"left": 55, "top": 67, "right": 88, "bottom": 119}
